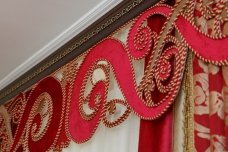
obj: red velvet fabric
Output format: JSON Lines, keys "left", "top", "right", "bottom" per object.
{"left": 138, "top": 11, "right": 173, "bottom": 152}
{"left": 138, "top": 5, "right": 228, "bottom": 62}
{"left": 176, "top": 16, "right": 228, "bottom": 62}
{"left": 139, "top": 109, "right": 173, "bottom": 152}
{"left": 69, "top": 38, "right": 178, "bottom": 143}
{"left": 10, "top": 77, "right": 64, "bottom": 152}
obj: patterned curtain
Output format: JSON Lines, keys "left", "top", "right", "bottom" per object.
{"left": 193, "top": 57, "right": 228, "bottom": 151}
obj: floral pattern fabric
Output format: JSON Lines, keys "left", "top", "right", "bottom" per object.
{"left": 193, "top": 57, "right": 228, "bottom": 151}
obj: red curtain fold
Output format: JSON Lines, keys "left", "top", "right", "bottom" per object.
{"left": 138, "top": 14, "right": 173, "bottom": 152}
{"left": 138, "top": 109, "right": 173, "bottom": 152}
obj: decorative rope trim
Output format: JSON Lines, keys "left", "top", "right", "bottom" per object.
{"left": 183, "top": 51, "right": 195, "bottom": 152}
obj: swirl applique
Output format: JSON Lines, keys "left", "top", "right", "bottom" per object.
{"left": 9, "top": 77, "right": 66, "bottom": 151}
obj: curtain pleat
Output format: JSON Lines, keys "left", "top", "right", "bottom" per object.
{"left": 138, "top": 110, "right": 173, "bottom": 152}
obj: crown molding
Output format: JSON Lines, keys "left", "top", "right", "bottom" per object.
{"left": 0, "top": 0, "right": 123, "bottom": 90}
{"left": 0, "top": 0, "right": 160, "bottom": 103}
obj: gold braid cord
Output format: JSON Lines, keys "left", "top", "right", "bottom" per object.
{"left": 183, "top": 51, "right": 195, "bottom": 152}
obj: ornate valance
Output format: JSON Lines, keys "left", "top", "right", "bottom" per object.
{"left": 0, "top": 0, "right": 228, "bottom": 151}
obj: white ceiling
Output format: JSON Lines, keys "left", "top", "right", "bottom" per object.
{"left": 0, "top": 0, "right": 122, "bottom": 90}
